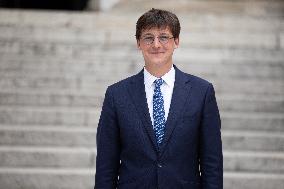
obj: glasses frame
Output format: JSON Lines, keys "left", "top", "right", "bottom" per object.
{"left": 140, "top": 35, "right": 174, "bottom": 45}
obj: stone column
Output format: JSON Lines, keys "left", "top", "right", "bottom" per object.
{"left": 87, "top": 0, "right": 121, "bottom": 11}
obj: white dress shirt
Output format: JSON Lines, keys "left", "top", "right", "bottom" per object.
{"left": 144, "top": 66, "right": 175, "bottom": 127}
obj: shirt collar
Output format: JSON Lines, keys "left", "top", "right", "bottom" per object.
{"left": 144, "top": 65, "right": 175, "bottom": 89}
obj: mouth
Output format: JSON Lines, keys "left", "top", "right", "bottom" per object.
{"left": 150, "top": 52, "right": 165, "bottom": 54}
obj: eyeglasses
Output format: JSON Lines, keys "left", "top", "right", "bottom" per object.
{"left": 140, "top": 35, "right": 174, "bottom": 45}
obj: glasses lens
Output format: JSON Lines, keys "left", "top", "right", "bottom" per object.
{"left": 159, "top": 36, "right": 170, "bottom": 44}
{"left": 142, "top": 36, "right": 154, "bottom": 45}
{"left": 141, "top": 35, "right": 173, "bottom": 45}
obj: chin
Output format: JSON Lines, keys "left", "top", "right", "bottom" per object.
{"left": 149, "top": 56, "right": 165, "bottom": 64}
{"left": 144, "top": 55, "right": 170, "bottom": 68}
{"left": 152, "top": 60, "right": 167, "bottom": 67}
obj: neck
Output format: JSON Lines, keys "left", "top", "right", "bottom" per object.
{"left": 145, "top": 62, "right": 173, "bottom": 78}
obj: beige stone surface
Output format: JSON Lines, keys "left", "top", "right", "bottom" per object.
{"left": 0, "top": 0, "right": 283, "bottom": 188}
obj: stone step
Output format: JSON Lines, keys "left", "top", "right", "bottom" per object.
{"left": 0, "top": 111, "right": 283, "bottom": 131}
{"left": 222, "top": 130, "right": 284, "bottom": 151}
{"left": 179, "top": 15, "right": 284, "bottom": 33}
{"left": 0, "top": 107, "right": 99, "bottom": 126}
{"left": 0, "top": 92, "right": 283, "bottom": 113}
{"left": 0, "top": 107, "right": 283, "bottom": 130}
{"left": 0, "top": 57, "right": 282, "bottom": 85}
{"left": 0, "top": 168, "right": 283, "bottom": 189}
{"left": 178, "top": 62, "right": 284, "bottom": 80}
{"left": 218, "top": 96, "right": 284, "bottom": 113}
{"left": 103, "top": 31, "right": 281, "bottom": 49}
{"left": 0, "top": 31, "right": 280, "bottom": 50}
{"left": 0, "top": 9, "right": 283, "bottom": 32}
{"left": 0, "top": 56, "right": 141, "bottom": 76}
{"left": 0, "top": 58, "right": 282, "bottom": 80}
{"left": 0, "top": 72, "right": 283, "bottom": 95}
{"left": 0, "top": 146, "right": 283, "bottom": 173}
{"left": 0, "top": 53, "right": 283, "bottom": 69}
{"left": 0, "top": 126, "right": 96, "bottom": 147}
{"left": 112, "top": 0, "right": 284, "bottom": 18}
{"left": 1, "top": 40, "right": 283, "bottom": 62}
{"left": 0, "top": 168, "right": 95, "bottom": 189}
{"left": 224, "top": 151, "right": 284, "bottom": 173}
{"left": 224, "top": 172, "right": 284, "bottom": 189}
{"left": 0, "top": 125, "right": 283, "bottom": 151}
{"left": 0, "top": 146, "right": 96, "bottom": 168}
{"left": 1, "top": 111, "right": 282, "bottom": 131}
{"left": 221, "top": 112, "right": 284, "bottom": 131}
{"left": 174, "top": 48, "right": 284, "bottom": 64}
{"left": 0, "top": 21, "right": 281, "bottom": 39}
{"left": 0, "top": 92, "right": 104, "bottom": 108}
{"left": 211, "top": 79, "right": 284, "bottom": 95}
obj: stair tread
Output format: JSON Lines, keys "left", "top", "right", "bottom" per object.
{"left": 0, "top": 167, "right": 283, "bottom": 177}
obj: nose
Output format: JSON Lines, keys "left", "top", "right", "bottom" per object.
{"left": 152, "top": 37, "right": 161, "bottom": 48}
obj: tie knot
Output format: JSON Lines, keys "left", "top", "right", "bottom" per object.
{"left": 154, "top": 78, "right": 164, "bottom": 88}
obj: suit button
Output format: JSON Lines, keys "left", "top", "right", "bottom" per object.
{"left": 157, "top": 163, "right": 162, "bottom": 168}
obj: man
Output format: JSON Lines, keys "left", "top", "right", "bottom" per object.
{"left": 95, "top": 8, "right": 223, "bottom": 189}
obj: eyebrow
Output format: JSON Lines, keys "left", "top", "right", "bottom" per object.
{"left": 142, "top": 32, "right": 170, "bottom": 36}
{"left": 142, "top": 33, "right": 154, "bottom": 36}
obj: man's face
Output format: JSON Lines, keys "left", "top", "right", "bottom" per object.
{"left": 137, "top": 27, "right": 179, "bottom": 69}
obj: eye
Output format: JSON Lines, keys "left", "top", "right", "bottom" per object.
{"left": 143, "top": 36, "right": 154, "bottom": 41}
{"left": 159, "top": 36, "right": 169, "bottom": 41}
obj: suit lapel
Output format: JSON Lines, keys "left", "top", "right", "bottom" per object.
{"left": 126, "top": 66, "right": 192, "bottom": 155}
{"left": 159, "top": 66, "right": 192, "bottom": 156}
{"left": 127, "top": 70, "right": 159, "bottom": 153}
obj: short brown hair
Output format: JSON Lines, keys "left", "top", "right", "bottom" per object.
{"left": 135, "top": 8, "right": 181, "bottom": 40}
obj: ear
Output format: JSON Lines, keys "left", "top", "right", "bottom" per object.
{"left": 137, "top": 40, "right": 141, "bottom": 49}
{"left": 174, "top": 37, "right": 179, "bottom": 49}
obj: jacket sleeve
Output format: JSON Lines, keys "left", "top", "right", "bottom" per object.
{"left": 199, "top": 83, "right": 223, "bottom": 189}
{"left": 95, "top": 87, "right": 120, "bottom": 189}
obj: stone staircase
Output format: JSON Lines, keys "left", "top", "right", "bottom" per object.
{"left": 0, "top": 0, "right": 283, "bottom": 188}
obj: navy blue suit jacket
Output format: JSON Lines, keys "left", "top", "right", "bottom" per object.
{"left": 95, "top": 66, "right": 223, "bottom": 189}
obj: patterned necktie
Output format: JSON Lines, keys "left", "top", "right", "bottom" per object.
{"left": 153, "top": 78, "right": 166, "bottom": 146}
